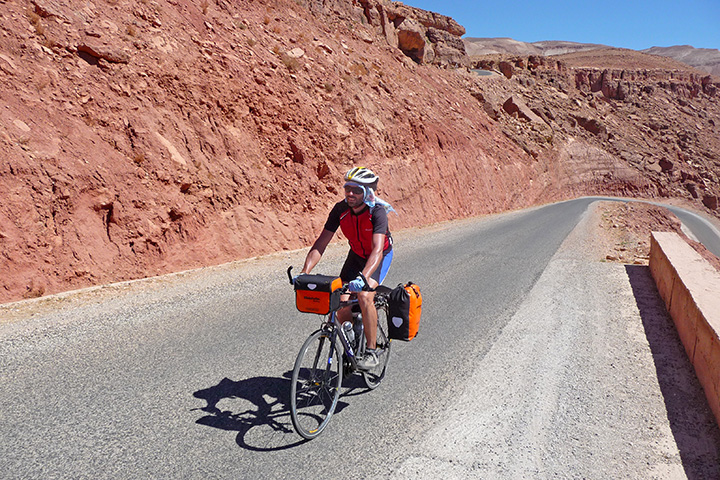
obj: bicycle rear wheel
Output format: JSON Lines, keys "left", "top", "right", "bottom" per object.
{"left": 290, "top": 329, "right": 343, "bottom": 439}
{"left": 362, "top": 305, "right": 391, "bottom": 389}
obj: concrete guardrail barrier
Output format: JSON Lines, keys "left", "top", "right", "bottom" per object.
{"left": 649, "top": 231, "right": 720, "bottom": 428}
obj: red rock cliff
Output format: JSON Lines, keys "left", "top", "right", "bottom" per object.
{"left": 1, "top": 0, "right": 718, "bottom": 303}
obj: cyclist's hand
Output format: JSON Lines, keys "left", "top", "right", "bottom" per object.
{"left": 348, "top": 275, "right": 365, "bottom": 292}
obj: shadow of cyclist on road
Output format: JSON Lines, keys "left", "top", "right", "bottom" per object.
{"left": 192, "top": 372, "right": 350, "bottom": 451}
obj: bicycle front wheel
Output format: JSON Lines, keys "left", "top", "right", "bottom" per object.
{"left": 290, "top": 329, "right": 343, "bottom": 439}
{"left": 362, "top": 306, "right": 391, "bottom": 389}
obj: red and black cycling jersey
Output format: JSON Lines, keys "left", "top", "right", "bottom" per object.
{"left": 324, "top": 200, "right": 392, "bottom": 259}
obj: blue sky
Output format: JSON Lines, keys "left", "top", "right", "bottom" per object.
{"left": 404, "top": 0, "right": 720, "bottom": 51}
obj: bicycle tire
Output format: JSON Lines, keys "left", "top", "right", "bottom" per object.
{"left": 362, "top": 305, "right": 391, "bottom": 389}
{"left": 290, "top": 329, "right": 343, "bottom": 439}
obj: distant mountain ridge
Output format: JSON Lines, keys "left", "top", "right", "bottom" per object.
{"left": 464, "top": 38, "right": 606, "bottom": 57}
{"left": 642, "top": 45, "right": 720, "bottom": 76}
{"left": 464, "top": 38, "right": 720, "bottom": 76}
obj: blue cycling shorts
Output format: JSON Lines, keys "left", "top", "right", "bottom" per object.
{"left": 340, "top": 248, "right": 393, "bottom": 285}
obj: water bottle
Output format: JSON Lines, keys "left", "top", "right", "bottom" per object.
{"left": 353, "top": 313, "right": 364, "bottom": 345}
{"left": 342, "top": 321, "right": 355, "bottom": 344}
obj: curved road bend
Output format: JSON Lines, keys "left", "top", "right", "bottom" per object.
{"left": 586, "top": 195, "right": 720, "bottom": 257}
{"left": 1, "top": 198, "right": 718, "bottom": 478}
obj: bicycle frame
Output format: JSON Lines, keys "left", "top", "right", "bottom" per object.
{"left": 324, "top": 290, "right": 389, "bottom": 372}
{"left": 325, "top": 298, "right": 361, "bottom": 371}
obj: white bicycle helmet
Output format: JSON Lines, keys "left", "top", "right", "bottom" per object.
{"left": 344, "top": 167, "right": 378, "bottom": 190}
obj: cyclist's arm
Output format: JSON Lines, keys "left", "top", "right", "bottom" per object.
{"left": 301, "top": 228, "right": 335, "bottom": 274}
{"left": 360, "top": 232, "right": 386, "bottom": 286}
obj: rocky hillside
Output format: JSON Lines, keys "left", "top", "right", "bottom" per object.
{"left": 1, "top": 0, "right": 719, "bottom": 304}
{"left": 469, "top": 50, "right": 719, "bottom": 202}
{"left": 465, "top": 38, "right": 720, "bottom": 76}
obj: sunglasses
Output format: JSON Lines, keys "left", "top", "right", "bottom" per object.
{"left": 344, "top": 185, "right": 364, "bottom": 195}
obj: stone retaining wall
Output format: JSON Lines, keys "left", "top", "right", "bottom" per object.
{"left": 649, "top": 231, "right": 720, "bottom": 427}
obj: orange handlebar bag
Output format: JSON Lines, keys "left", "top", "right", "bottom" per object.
{"left": 294, "top": 274, "right": 343, "bottom": 315}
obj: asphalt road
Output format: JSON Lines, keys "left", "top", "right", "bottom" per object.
{"left": 1, "top": 198, "right": 719, "bottom": 478}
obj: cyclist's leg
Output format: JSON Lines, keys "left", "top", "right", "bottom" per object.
{"left": 362, "top": 303, "right": 391, "bottom": 388}
{"left": 357, "top": 285, "right": 377, "bottom": 350}
{"left": 336, "top": 297, "right": 352, "bottom": 325}
{"left": 359, "top": 248, "right": 393, "bottom": 350}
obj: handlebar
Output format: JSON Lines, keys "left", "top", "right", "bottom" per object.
{"left": 287, "top": 266, "right": 374, "bottom": 292}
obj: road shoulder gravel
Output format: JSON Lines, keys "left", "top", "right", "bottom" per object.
{"left": 390, "top": 202, "right": 720, "bottom": 479}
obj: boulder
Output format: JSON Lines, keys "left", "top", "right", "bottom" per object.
{"left": 395, "top": 18, "right": 427, "bottom": 64}
{"left": 426, "top": 27, "right": 468, "bottom": 67}
{"left": 659, "top": 158, "right": 675, "bottom": 172}
{"left": 703, "top": 195, "right": 719, "bottom": 210}
{"left": 499, "top": 61, "right": 513, "bottom": 79}
{"left": 503, "top": 96, "right": 546, "bottom": 125}
{"left": 77, "top": 40, "right": 130, "bottom": 64}
{"left": 573, "top": 115, "right": 608, "bottom": 139}
{"left": 471, "top": 91, "right": 501, "bottom": 120}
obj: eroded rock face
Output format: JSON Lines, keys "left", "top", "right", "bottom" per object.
{"left": 0, "top": 0, "right": 718, "bottom": 303}
{"left": 0, "top": 0, "right": 518, "bottom": 303}
{"left": 574, "top": 68, "right": 714, "bottom": 100}
{"left": 395, "top": 17, "right": 428, "bottom": 63}
{"left": 465, "top": 52, "right": 720, "bottom": 210}
{"left": 353, "top": 0, "right": 469, "bottom": 67}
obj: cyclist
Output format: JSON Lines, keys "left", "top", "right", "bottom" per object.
{"left": 297, "top": 167, "right": 394, "bottom": 370}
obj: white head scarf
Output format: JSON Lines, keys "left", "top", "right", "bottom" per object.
{"left": 344, "top": 182, "right": 396, "bottom": 215}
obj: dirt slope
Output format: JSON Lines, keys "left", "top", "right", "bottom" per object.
{"left": 1, "top": 0, "right": 719, "bottom": 303}
{"left": 0, "top": 0, "right": 548, "bottom": 302}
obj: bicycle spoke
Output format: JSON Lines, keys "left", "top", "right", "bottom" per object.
{"left": 290, "top": 330, "right": 343, "bottom": 439}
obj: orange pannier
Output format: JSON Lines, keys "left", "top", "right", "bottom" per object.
{"left": 387, "top": 282, "right": 422, "bottom": 341}
{"left": 294, "top": 274, "right": 343, "bottom": 315}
